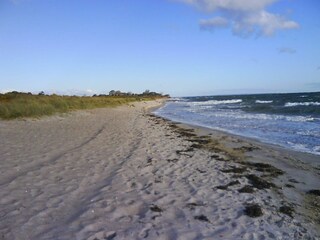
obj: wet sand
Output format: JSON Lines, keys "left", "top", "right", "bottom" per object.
{"left": 0, "top": 100, "right": 319, "bottom": 239}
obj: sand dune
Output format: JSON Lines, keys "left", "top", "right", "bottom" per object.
{"left": 0, "top": 100, "right": 319, "bottom": 240}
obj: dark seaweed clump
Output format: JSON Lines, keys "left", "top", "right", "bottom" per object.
{"left": 211, "top": 154, "right": 227, "bottom": 161}
{"left": 245, "top": 162, "right": 284, "bottom": 177}
{"left": 216, "top": 180, "right": 240, "bottom": 190}
{"left": 150, "top": 205, "right": 163, "bottom": 212}
{"left": 221, "top": 167, "right": 247, "bottom": 174}
{"left": 175, "top": 128, "right": 197, "bottom": 138}
{"left": 246, "top": 174, "right": 276, "bottom": 189}
{"left": 234, "top": 145, "right": 260, "bottom": 152}
{"left": 279, "top": 206, "right": 294, "bottom": 218}
{"left": 307, "top": 189, "right": 320, "bottom": 196}
{"left": 186, "top": 202, "right": 204, "bottom": 210}
{"left": 244, "top": 204, "right": 263, "bottom": 218}
{"left": 194, "top": 215, "right": 210, "bottom": 222}
{"left": 239, "top": 185, "right": 255, "bottom": 193}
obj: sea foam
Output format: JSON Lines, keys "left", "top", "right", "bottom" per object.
{"left": 255, "top": 100, "right": 273, "bottom": 104}
{"left": 285, "top": 102, "right": 320, "bottom": 107}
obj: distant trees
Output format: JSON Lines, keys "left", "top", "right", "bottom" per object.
{"left": 108, "top": 89, "right": 167, "bottom": 97}
{"left": 109, "top": 90, "right": 128, "bottom": 96}
{"left": 0, "top": 90, "right": 169, "bottom": 98}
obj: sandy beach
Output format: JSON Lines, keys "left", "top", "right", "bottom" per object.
{"left": 0, "top": 100, "right": 319, "bottom": 240}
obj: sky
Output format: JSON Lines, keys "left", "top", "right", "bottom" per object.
{"left": 0, "top": 0, "right": 320, "bottom": 96}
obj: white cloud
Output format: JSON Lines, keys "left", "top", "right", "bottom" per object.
{"left": 176, "top": 0, "right": 299, "bottom": 37}
{"left": 199, "top": 17, "right": 229, "bottom": 31}
{"left": 0, "top": 89, "right": 16, "bottom": 94}
{"left": 46, "top": 89, "right": 98, "bottom": 96}
{"left": 177, "top": 0, "right": 277, "bottom": 12}
{"left": 242, "top": 11, "right": 299, "bottom": 36}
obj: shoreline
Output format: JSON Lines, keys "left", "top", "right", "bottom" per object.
{"left": 0, "top": 100, "right": 319, "bottom": 239}
{"left": 156, "top": 97, "right": 320, "bottom": 158}
{"left": 154, "top": 113, "right": 320, "bottom": 170}
{"left": 152, "top": 105, "right": 320, "bottom": 235}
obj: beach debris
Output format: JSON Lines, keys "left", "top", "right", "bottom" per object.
{"left": 245, "top": 162, "right": 284, "bottom": 177}
{"left": 245, "top": 174, "right": 276, "bottom": 189}
{"left": 279, "top": 205, "right": 294, "bottom": 218}
{"left": 210, "top": 154, "right": 227, "bottom": 161}
{"left": 196, "top": 168, "right": 206, "bottom": 173}
{"left": 221, "top": 166, "right": 247, "bottom": 174}
{"left": 186, "top": 202, "right": 204, "bottom": 210}
{"left": 150, "top": 205, "right": 163, "bottom": 213}
{"left": 234, "top": 145, "right": 260, "bottom": 152}
{"left": 238, "top": 185, "right": 255, "bottom": 193}
{"left": 216, "top": 180, "right": 241, "bottom": 190}
{"left": 167, "top": 158, "right": 179, "bottom": 163}
{"left": 190, "top": 143, "right": 202, "bottom": 149}
{"left": 244, "top": 204, "right": 263, "bottom": 218}
{"left": 216, "top": 185, "right": 228, "bottom": 190}
{"left": 188, "top": 137, "right": 211, "bottom": 146}
{"left": 154, "top": 176, "right": 162, "bottom": 183}
{"left": 175, "top": 128, "right": 197, "bottom": 138}
{"left": 176, "top": 148, "right": 194, "bottom": 157}
{"left": 105, "top": 231, "right": 117, "bottom": 240}
{"left": 289, "top": 178, "right": 299, "bottom": 183}
{"left": 194, "top": 215, "right": 210, "bottom": 222}
{"left": 147, "top": 157, "right": 152, "bottom": 164}
{"left": 307, "top": 189, "right": 320, "bottom": 196}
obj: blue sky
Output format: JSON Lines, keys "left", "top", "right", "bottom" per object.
{"left": 0, "top": 0, "right": 319, "bottom": 96}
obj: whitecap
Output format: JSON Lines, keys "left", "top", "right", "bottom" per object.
{"left": 285, "top": 102, "right": 320, "bottom": 107}
{"left": 188, "top": 99, "right": 242, "bottom": 106}
{"left": 255, "top": 100, "right": 273, "bottom": 104}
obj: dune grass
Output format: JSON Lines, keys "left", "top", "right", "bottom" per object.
{"left": 0, "top": 92, "right": 164, "bottom": 119}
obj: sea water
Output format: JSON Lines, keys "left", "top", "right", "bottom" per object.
{"left": 155, "top": 92, "right": 320, "bottom": 156}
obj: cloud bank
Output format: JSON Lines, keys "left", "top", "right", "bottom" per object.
{"left": 176, "top": 0, "right": 299, "bottom": 37}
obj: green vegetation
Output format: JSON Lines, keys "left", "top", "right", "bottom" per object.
{"left": 0, "top": 91, "right": 167, "bottom": 119}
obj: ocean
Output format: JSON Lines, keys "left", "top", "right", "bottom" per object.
{"left": 154, "top": 92, "right": 320, "bottom": 156}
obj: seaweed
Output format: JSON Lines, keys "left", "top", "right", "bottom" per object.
{"left": 167, "top": 158, "right": 179, "bottom": 163}
{"left": 245, "top": 174, "right": 276, "bottom": 189}
{"left": 245, "top": 162, "right": 284, "bottom": 177}
{"left": 221, "top": 167, "right": 247, "bottom": 174}
{"left": 244, "top": 204, "right": 263, "bottom": 218}
{"left": 289, "top": 178, "right": 299, "bottom": 183}
{"left": 210, "top": 154, "right": 227, "bottom": 161}
{"left": 238, "top": 185, "right": 255, "bottom": 193}
{"left": 307, "top": 189, "right": 320, "bottom": 196}
{"left": 196, "top": 168, "right": 206, "bottom": 173}
{"left": 216, "top": 185, "right": 228, "bottom": 190}
{"left": 186, "top": 202, "right": 204, "bottom": 210}
{"left": 216, "top": 180, "right": 240, "bottom": 190}
{"left": 150, "top": 205, "right": 163, "bottom": 213}
{"left": 194, "top": 215, "right": 210, "bottom": 222}
{"left": 279, "top": 205, "right": 294, "bottom": 218}
{"left": 234, "top": 145, "right": 260, "bottom": 152}
{"left": 175, "top": 128, "right": 197, "bottom": 138}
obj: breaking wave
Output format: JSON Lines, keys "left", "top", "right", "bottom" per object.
{"left": 189, "top": 99, "right": 242, "bottom": 106}
{"left": 256, "top": 100, "right": 273, "bottom": 104}
{"left": 285, "top": 102, "right": 320, "bottom": 107}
